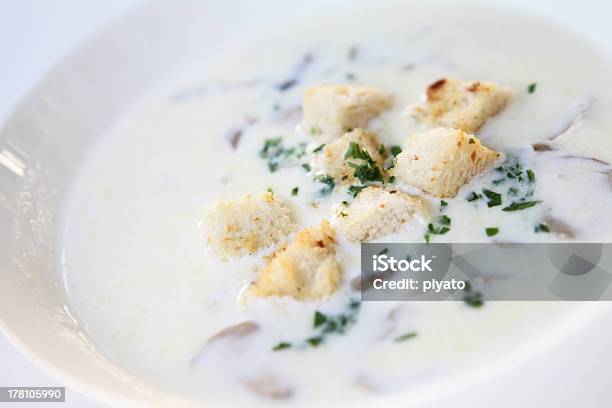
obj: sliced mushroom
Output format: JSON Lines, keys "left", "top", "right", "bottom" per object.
{"left": 544, "top": 216, "right": 575, "bottom": 239}
{"left": 532, "top": 143, "right": 554, "bottom": 152}
{"left": 243, "top": 374, "right": 293, "bottom": 400}
{"left": 226, "top": 117, "right": 259, "bottom": 150}
{"left": 208, "top": 321, "right": 259, "bottom": 343}
{"left": 191, "top": 321, "right": 259, "bottom": 365}
{"left": 561, "top": 155, "right": 609, "bottom": 166}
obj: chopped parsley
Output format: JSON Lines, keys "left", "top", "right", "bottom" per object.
{"left": 393, "top": 332, "right": 418, "bottom": 343}
{"left": 463, "top": 281, "right": 484, "bottom": 308}
{"left": 527, "top": 82, "right": 537, "bottom": 94}
{"left": 291, "top": 186, "right": 299, "bottom": 196}
{"left": 390, "top": 145, "right": 402, "bottom": 157}
{"left": 313, "top": 174, "right": 335, "bottom": 196}
{"left": 314, "top": 311, "right": 327, "bottom": 328}
{"left": 502, "top": 200, "right": 541, "bottom": 212}
{"left": 272, "top": 342, "right": 292, "bottom": 351}
{"left": 535, "top": 223, "right": 550, "bottom": 233}
{"left": 348, "top": 185, "right": 366, "bottom": 198}
{"left": 427, "top": 215, "right": 451, "bottom": 235}
{"left": 272, "top": 300, "right": 361, "bottom": 351}
{"left": 466, "top": 191, "right": 482, "bottom": 202}
{"left": 486, "top": 155, "right": 542, "bottom": 217}
{"left": 312, "top": 144, "right": 325, "bottom": 153}
{"left": 348, "top": 160, "right": 384, "bottom": 184}
{"left": 259, "top": 137, "right": 307, "bottom": 172}
{"left": 306, "top": 336, "right": 324, "bottom": 347}
{"left": 527, "top": 169, "right": 535, "bottom": 183}
{"left": 378, "top": 143, "right": 386, "bottom": 156}
{"left": 424, "top": 201, "right": 451, "bottom": 242}
{"left": 482, "top": 189, "right": 502, "bottom": 207}
{"left": 339, "top": 212, "right": 348, "bottom": 217}
{"left": 389, "top": 175, "right": 396, "bottom": 183}
{"left": 302, "top": 163, "right": 311, "bottom": 172}
{"left": 485, "top": 227, "right": 499, "bottom": 237}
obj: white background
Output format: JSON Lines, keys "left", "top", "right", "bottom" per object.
{"left": 0, "top": 1, "right": 145, "bottom": 406}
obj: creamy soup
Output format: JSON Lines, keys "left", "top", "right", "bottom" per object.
{"left": 60, "top": 2, "right": 612, "bottom": 407}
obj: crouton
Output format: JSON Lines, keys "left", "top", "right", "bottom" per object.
{"left": 391, "top": 128, "right": 501, "bottom": 198}
{"left": 303, "top": 85, "right": 393, "bottom": 140}
{"left": 312, "top": 129, "right": 385, "bottom": 184}
{"left": 247, "top": 220, "right": 341, "bottom": 300}
{"left": 336, "top": 186, "right": 429, "bottom": 242}
{"left": 203, "top": 191, "right": 294, "bottom": 257}
{"left": 411, "top": 78, "right": 513, "bottom": 133}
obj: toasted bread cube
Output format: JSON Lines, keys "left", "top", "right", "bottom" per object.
{"left": 312, "top": 129, "right": 385, "bottom": 184}
{"left": 203, "top": 191, "right": 294, "bottom": 258}
{"left": 247, "top": 221, "right": 341, "bottom": 300}
{"left": 303, "top": 85, "right": 393, "bottom": 140}
{"left": 335, "top": 186, "right": 429, "bottom": 242}
{"left": 391, "top": 128, "right": 501, "bottom": 198}
{"left": 411, "top": 78, "right": 513, "bottom": 133}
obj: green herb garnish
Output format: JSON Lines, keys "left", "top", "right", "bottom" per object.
{"left": 314, "top": 174, "right": 335, "bottom": 195}
{"left": 394, "top": 332, "right": 418, "bottom": 342}
{"left": 502, "top": 200, "right": 541, "bottom": 212}
{"left": 260, "top": 138, "right": 307, "bottom": 172}
{"left": 348, "top": 184, "right": 366, "bottom": 198}
{"left": 390, "top": 146, "right": 402, "bottom": 157}
{"left": 306, "top": 336, "right": 324, "bottom": 347}
{"left": 485, "top": 227, "right": 499, "bottom": 237}
{"left": 291, "top": 186, "right": 299, "bottom": 196}
{"left": 313, "top": 144, "right": 325, "bottom": 153}
{"left": 466, "top": 191, "right": 482, "bottom": 202}
{"left": 344, "top": 142, "right": 385, "bottom": 184}
{"left": 526, "top": 169, "right": 535, "bottom": 183}
{"left": 314, "top": 311, "right": 327, "bottom": 328}
{"left": 302, "top": 163, "right": 311, "bottom": 172}
{"left": 482, "top": 189, "right": 502, "bottom": 207}
{"left": 463, "top": 281, "right": 484, "bottom": 308}
{"left": 272, "top": 300, "right": 361, "bottom": 351}
{"left": 272, "top": 342, "right": 292, "bottom": 351}
{"left": 527, "top": 83, "right": 537, "bottom": 94}
{"left": 535, "top": 223, "right": 550, "bottom": 233}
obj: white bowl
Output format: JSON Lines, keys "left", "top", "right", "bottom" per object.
{"left": 1, "top": 0, "right": 611, "bottom": 406}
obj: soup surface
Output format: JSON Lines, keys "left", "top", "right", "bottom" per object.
{"left": 60, "top": 2, "right": 612, "bottom": 406}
